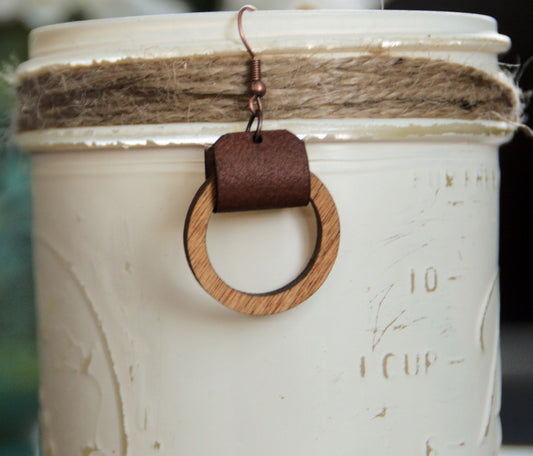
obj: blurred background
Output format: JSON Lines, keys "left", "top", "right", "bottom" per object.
{"left": 0, "top": 0, "right": 531, "bottom": 455}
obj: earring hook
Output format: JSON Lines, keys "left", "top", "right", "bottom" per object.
{"left": 237, "top": 5, "right": 265, "bottom": 142}
{"left": 238, "top": 5, "right": 257, "bottom": 59}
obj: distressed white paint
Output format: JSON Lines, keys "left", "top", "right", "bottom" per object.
{"left": 23, "top": 10, "right": 513, "bottom": 456}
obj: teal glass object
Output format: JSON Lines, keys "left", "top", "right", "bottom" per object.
{"left": 1, "top": 21, "right": 38, "bottom": 454}
{"left": 0, "top": 145, "right": 37, "bottom": 454}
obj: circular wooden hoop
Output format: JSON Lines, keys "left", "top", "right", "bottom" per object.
{"left": 184, "top": 173, "right": 340, "bottom": 315}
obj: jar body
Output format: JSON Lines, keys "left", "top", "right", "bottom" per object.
{"left": 33, "top": 139, "right": 501, "bottom": 455}
{"left": 19, "top": 9, "right": 515, "bottom": 456}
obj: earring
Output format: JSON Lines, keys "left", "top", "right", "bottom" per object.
{"left": 183, "top": 6, "right": 341, "bottom": 316}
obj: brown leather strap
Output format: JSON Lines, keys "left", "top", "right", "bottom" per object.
{"left": 205, "top": 130, "right": 311, "bottom": 212}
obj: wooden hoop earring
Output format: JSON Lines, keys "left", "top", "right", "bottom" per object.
{"left": 184, "top": 173, "right": 340, "bottom": 315}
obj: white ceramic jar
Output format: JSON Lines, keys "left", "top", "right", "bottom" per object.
{"left": 17, "top": 10, "right": 516, "bottom": 456}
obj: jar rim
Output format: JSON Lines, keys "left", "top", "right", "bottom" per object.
{"left": 19, "top": 10, "right": 509, "bottom": 75}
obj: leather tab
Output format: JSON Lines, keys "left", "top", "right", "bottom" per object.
{"left": 205, "top": 130, "right": 311, "bottom": 212}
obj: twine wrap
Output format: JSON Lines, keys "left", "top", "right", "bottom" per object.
{"left": 17, "top": 54, "right": 520, "bottom": 132}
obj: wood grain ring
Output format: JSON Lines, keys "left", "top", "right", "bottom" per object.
{"left": 184, "top": 173, "right": 340, "bottom": 315}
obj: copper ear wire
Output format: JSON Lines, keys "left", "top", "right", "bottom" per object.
{"left": 238, "top": 5, "right": 266, "bottom": 142}
{"left": 238, "top": 5, "right": 257, "bottom": 59}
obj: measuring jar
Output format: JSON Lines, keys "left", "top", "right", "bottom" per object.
{"left": 16, "top": 10, "right": 517, "bottom": 456}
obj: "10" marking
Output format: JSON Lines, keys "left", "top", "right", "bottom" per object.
{"left": 410, "top": 267, "right": 438, "bottom": 294}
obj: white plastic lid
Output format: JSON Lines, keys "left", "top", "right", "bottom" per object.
{"left": 20, "top": 10, "right": 510, "bottom": 73}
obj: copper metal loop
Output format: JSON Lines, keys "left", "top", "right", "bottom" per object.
{"left": 246, "top": 110, "right": 263, "bottom": 142}
{"left": 239, "top": 5, "right": 265, "bottom": 142}
{"left": 237, "top": 6, "right": 257, "bottom": 59}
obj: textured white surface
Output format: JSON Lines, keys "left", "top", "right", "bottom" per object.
{"left": 33, "top": 140, "right": 503, "bottom": 455}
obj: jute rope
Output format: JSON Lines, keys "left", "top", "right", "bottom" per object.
{"left": 16, "top": 54, "right": 520, "bottom": 132}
